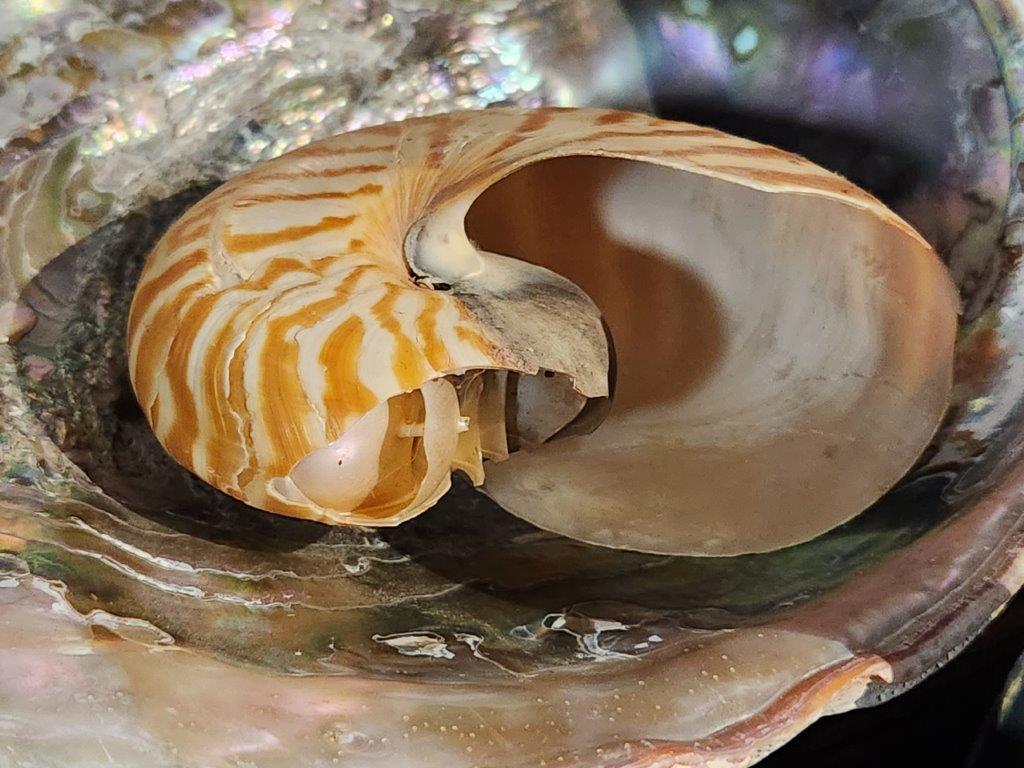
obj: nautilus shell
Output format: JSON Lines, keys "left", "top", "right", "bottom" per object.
{"left": 127, "top": 107, "right": 958, "bottom": 556}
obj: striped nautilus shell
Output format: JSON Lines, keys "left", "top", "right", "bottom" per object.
{"left": 127, "top": 107, "right": 958, "bottom": 556}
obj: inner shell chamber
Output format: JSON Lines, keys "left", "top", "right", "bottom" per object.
{"left": 463, "top": 155, "right": 956, "bottom": 556}
{"left": 287, "top": 368, "right": 594, "bottom": 522}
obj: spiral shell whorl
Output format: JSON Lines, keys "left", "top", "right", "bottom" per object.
{"left": 127, "top": 120, "right": 501, "bottom": 522}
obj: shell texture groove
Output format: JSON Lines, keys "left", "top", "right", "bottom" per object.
{"left": 127, "top": 106, "right": 958, "bottom": 553}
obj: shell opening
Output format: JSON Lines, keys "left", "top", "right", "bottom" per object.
{"left": 463, "top": 154, "right": 957, "bottom": 555}
{"left": 466, "top": 155, "right": 728, "bottom": 418}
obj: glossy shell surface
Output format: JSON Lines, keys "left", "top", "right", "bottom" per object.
{"left": 0, "top": 2, "right": 1022, "bottom": 767}
{"left": 128, "top": 106, "right": 956, "bottom": 553}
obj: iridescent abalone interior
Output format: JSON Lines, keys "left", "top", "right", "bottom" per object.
{"left": 1, "top": 2, "right": 1023, "bottom": 766}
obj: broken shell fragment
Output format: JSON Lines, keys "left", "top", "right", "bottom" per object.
{"left": 126, "top": 107, "right": 958, "bottom": 555}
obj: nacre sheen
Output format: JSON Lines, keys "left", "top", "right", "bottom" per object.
{"left": 2, "top": 2, "right": 1022, "bottom": 766}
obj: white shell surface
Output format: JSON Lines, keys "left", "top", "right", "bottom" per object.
{"left": 469, "top": 154, "right": 957, "bottom": 554}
